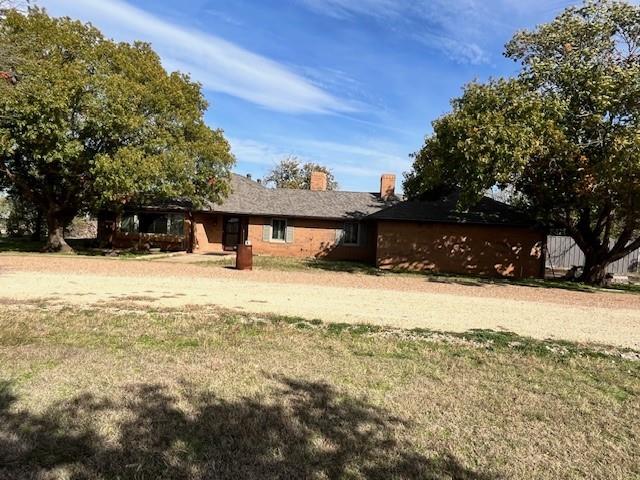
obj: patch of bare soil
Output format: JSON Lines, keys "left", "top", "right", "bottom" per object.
{"left": 2, "top": 254, "right": 639, "bottom": 310}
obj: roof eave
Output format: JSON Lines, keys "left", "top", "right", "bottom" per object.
{"left": 373, "top": 216, "right": 542, "bottom": 228}
{"left": 193, "top": 208, "right": 379, "bottom": 221}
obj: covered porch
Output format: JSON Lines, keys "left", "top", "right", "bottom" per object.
{"left": 193, "top": 212, "right": 249, "bottom": 253}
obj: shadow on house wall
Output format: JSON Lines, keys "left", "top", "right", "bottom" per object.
{"left": 376, "top": 222, "right": 544, "bottom": 279}
{"left": 0, "top": 376, "right": 496, "bottom": 479}
{"left": 313, "top": 219, "right": 378, "bottom": 264}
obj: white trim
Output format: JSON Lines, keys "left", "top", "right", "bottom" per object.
{"left": 285, "top": 222, "right": 295, "bottom": 243}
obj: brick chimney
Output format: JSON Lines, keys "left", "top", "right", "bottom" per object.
{"left": 310, "top": 171, "right": 328, "bottom": 191}
{"left": 380, "top": 174, "right": 396, "bottom": 200}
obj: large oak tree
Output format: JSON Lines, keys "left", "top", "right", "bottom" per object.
{"left": 0, "top": 9, "right": 234, "bottom": 251}
{"left": 404, "top": 0, "right": 640, "bottom": 284}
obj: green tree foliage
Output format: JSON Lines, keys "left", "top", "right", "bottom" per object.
{"left": 265, "top": 156, "right": 338, "bottom": 190}
{"left": 4, "top": 194, "right": 41, "bottom": 237}
{"left": 404, "top": 0, "right": 640, "bottom": 284}
{"left": 0, "top": 9, "right": 234, "bottom": 251}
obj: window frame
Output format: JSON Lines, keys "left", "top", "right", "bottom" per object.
{"left": 342, "top": 222, "right": 360, "bottom": 246}
{"left": 167, "top": 213, "right": 185, "bottom": 236}
{"left": 120, "top": 212, "right": 185, "bottom": 237}
{"left": 271, "top": 218, "right": 287, "bottom": 243}
{"left": 120, "top": 213, "right": 139, "bottom": 234}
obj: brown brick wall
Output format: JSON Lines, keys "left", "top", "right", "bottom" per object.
{"left": 193, "top": 213, "right": 225, "bottom": 253}
{"left": 192, "top": 213, "right": 376, "bottom": 262}
{"left": 376, "top": 221, "right": 545, "bottom": 279}
{"left": 248, "top": 216, "right": 376, "bottom": 262}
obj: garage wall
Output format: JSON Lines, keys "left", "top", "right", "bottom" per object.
{"left": 376, "top": 221, "right": 545, "bottom": 279}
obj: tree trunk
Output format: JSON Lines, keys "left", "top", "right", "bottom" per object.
{"left": 97, "top": 211, "right": 117, "bottom": 249}
{"left": 579, "top": 253, "right": 609, "bottom": 285}
{"left": 45, "top": 211, "right": 73, "bottom": 253}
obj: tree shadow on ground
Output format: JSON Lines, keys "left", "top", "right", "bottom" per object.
{"left": 421, "top": 272, "right": 630, "bottom": 293}
{"left": 0, "top": 236, "right": 146, "bottom": 257}
{"left": 302, "top": 259, "right": 383, "bottom": 275}
{"left": 0, "top": 376, "right": 497, "bottom": 479}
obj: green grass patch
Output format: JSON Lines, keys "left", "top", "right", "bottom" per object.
{"left": 0, "top": 301, "right": 639, "bottom": 479}
{"left": 199, "top": 254, "right": 382, "bottom": 275}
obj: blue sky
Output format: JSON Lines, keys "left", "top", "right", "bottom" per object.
{"left": 39, "top": 0, "right": 579, "bottom": 192}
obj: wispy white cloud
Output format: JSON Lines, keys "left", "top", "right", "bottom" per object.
{"left": 298, "top": 0, "right": 490, "bottom": 64}
{"left": 299, "top": 0, "right": 401, "bottom": 19}
{"left": 413, "top": 33, "right": 489, "bottom": 66}
{"left": 296, "top": 0, "right": 580, "bottom": 65}
{"left": 231, "top": 136, "right": 410, "bottom": 191}
{"left": 38, "top": 0, "right": 355, "bottom": 114}
{"left": 202, "top": 8, "right": 245, "bottom": 27}
{"left": 229, "top": 138, "right": 290, "bottom": 168}
{"left": 283, "top": 137, "right": 409, "bottom": 171}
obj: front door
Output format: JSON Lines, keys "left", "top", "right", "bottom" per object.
{"left": 223, "top": 216, "right": 247, "bottom": 251}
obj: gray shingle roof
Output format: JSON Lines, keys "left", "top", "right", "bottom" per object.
{"left": 200, "top": 174, "right": 397, "bottom": 220}
{"left": 368, "top": 191, "right": 538, "bottom": 227}
{"left": 199, "top": 174, "right": 535, "bottom": 227}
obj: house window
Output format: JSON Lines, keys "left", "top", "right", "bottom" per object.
{"left": 139, "top": 213, "right": 169, "bottom": 234}
{"left": 271, "top": 218, "right": 287, "bottom": 242}
{"left": 122, "top": 212, "right": 185, "bottom": 236}
{"left": 120, "top": 214, "right": 138, "bottom": 233}
{"left": 343, "top": 222, "right": 360, "bottom": 245}
{"left": 167, "top": 213, "right": 185, "bottom": 236}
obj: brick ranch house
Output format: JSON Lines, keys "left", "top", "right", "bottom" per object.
{"left": 98, "top": 172, "right": 546, "bottom": 279}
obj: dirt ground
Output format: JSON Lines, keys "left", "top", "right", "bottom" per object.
{"left": 1, "top": 254, "right": 639, "bottom": 349}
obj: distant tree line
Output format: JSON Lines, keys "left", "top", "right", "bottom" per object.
{"left": 264, "top": 156, "right": 338, "bottom": 190}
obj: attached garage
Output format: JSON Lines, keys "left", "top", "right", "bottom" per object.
{"left": 370, "top": 195, "right": 546, "bottom": 279}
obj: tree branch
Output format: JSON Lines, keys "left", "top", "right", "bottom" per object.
{"left": 593, "top": 202, "right": 612, "bottom": 239}
{"left": 0, "top": 163, "right": 46, "bottom": 208}
{"left": 609, "top": 224, "right": 635, "bottom": 257}
{"left": 608, "top": 235, "right": 640, "bottom": 263}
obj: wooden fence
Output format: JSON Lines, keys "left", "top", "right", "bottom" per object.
{"left": 546, "top": 235, "right": 640, "bottom": 275}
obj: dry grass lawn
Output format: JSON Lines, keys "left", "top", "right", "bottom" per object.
{"left": 0, "top": 299, "right": 639, "bottom": 479}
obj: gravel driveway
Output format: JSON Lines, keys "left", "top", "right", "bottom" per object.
{"left": 1, "top": 254, "right": 639, "bottom": 348}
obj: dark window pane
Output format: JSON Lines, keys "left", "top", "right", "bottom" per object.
{"left": 139, "top": 213, "right": 168, "bottom": 234}
{"left": 272, "top": 219, "right": 286, "bottom": 241}
{"left": 168, "top": 214, "right": 184, "bottom": 236}
{"left": 344, "top": 222, "right": 359, "bottom": 245}
{"left": 121, "top": 214, "right": 138, "bottom": 233}
{"left": 227, "top": 218, "right": 239, "bottom": 234}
